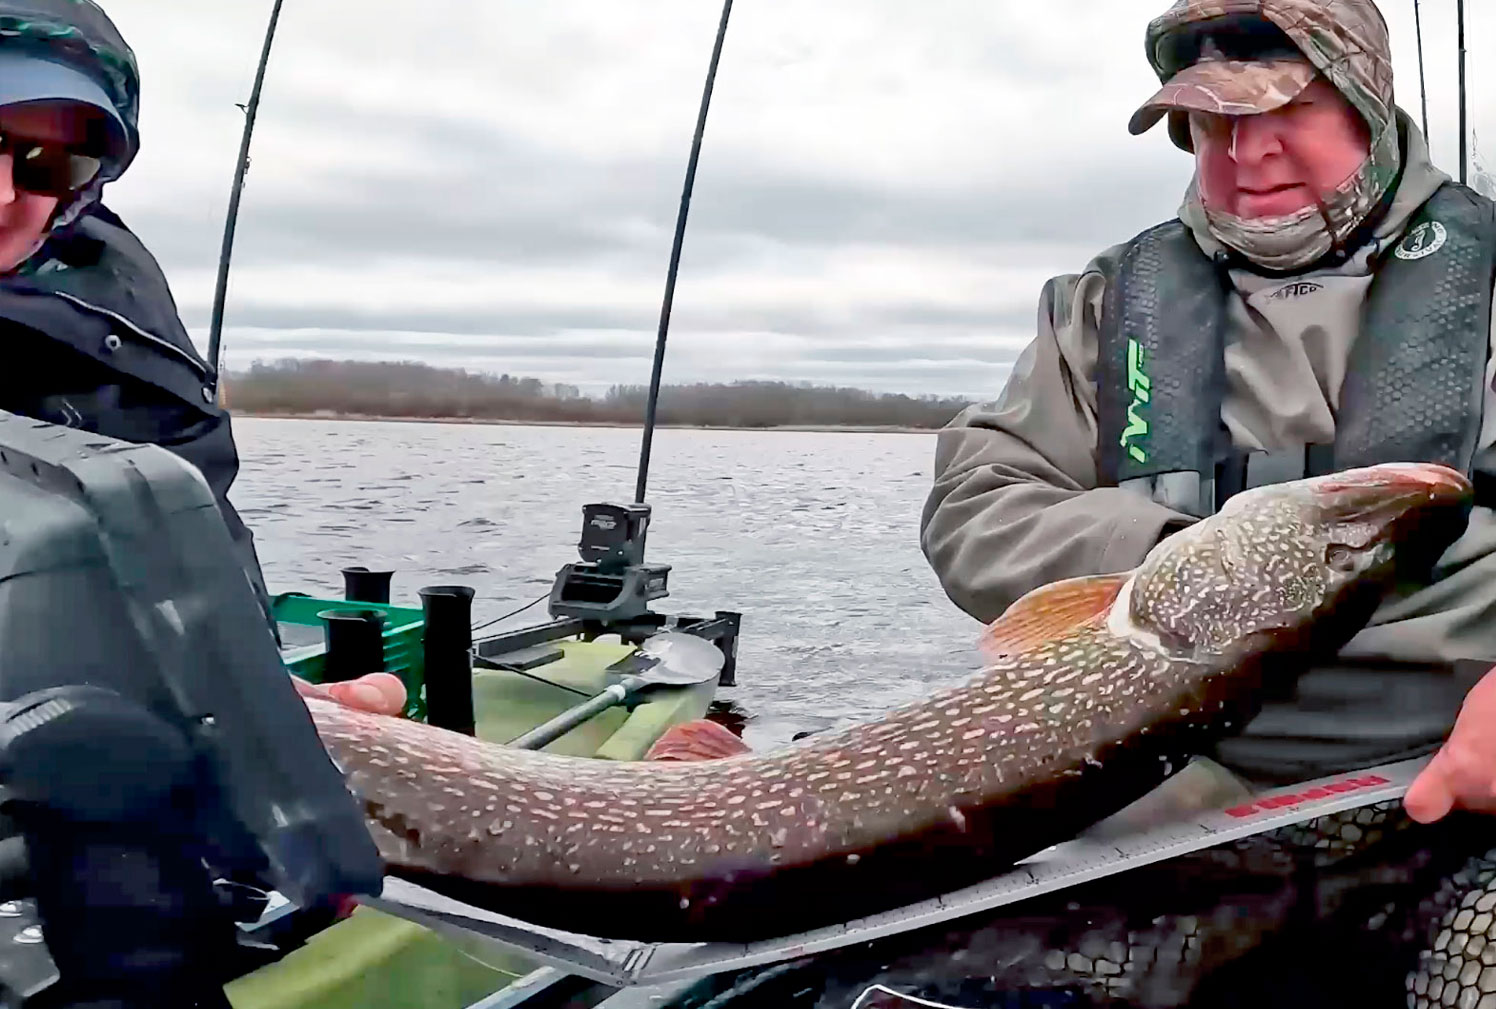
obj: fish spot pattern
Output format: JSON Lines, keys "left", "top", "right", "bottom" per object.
{"left": 308, "top": 617, "right": 1195, "bottom": 893}
{"left": 300, "top": 465, "right": 1469, "bottom": 940}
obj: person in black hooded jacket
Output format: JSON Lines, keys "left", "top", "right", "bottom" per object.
{"left": 0, "top": 0, "right": 272, "bottom": 621}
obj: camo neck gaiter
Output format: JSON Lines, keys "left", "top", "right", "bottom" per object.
{"left": 1202, "top": 144, "right": 1392, "bottom": 272}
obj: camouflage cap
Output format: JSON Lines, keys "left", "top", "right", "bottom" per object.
{"left": 1128, "top": 56, "right": 1319, "bottom": 147}
{"left": 1132, "top": 0, "right": 1395, "bottom": 156}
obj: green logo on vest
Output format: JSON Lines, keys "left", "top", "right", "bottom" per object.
{"left": 1119, "top": 338, "right": 1150, "bottom": 464}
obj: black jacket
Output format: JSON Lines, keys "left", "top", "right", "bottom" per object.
{"left": 0, "top": 203, "right": 273, "bottom": 624}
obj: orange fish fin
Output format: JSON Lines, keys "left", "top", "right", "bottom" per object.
{"left": 645, "top": 720, "right": 753, "bottom": 762}
{"left": 325, "top": 673, "right": 408, "bottom": 717}
{"left": 979, "top": 573, "right": 1129, "bottom": 661}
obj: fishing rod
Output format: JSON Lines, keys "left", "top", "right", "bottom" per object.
{"left": 1414, "top": 0, "right": 1429, "bottom": 141}
{"left": 206, "top": 0, "right": 286, "bottom": 396}
{"left": 633, "top": 0, "right": 735, "bottom": 504}
{"left": 1458, "top": 0, "right": 1467, "bottom": 186}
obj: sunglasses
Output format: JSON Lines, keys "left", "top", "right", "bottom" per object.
{"left": 0, "top": 131, "right": 101, "bottom": 197}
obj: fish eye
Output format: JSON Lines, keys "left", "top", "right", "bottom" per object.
{"left": 1326, "top": 544, "right": 1357, "bottom": 573}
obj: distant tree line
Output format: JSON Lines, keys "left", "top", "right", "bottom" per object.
{"left": 226, "top": 359, "right": 975, "bottom": 430}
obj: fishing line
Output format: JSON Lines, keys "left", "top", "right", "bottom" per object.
{"left": 469, "top": 591, "right": 593, "bottom": 698}
{"left": 1458, "top": 0, "right": 1468, "bottom": 185}
{"left": 469, "top": 590, "right": 549, "bottom": 634}
{"left": 1413, "top": 0, "right": 1429, "bottom": 141}
{"left": 475, "top": 663, "right": 594, "bottom": 698}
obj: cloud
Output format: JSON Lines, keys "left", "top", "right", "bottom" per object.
{"left": 95, "top": 0, "right": 1493, "bottom": 400}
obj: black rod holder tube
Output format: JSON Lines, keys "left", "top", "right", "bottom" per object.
{"left": 319, "top": 609, "right": 387, "bottom": 683}
{"left": 420, "top": 586, "right": 476, "bottom": 736}
{"left": 341, "top": 566, "right": 394, "bottom": 604}
{"left": 714, "top": 610, "right": 741, "bottom": 687}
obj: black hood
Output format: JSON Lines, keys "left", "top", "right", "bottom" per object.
{"left": 0, "top": 0, "right": 140, "bottom": 236}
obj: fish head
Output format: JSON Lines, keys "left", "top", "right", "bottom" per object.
{"left": 1128, "top": 462, "right": 1472, "bottom": 657}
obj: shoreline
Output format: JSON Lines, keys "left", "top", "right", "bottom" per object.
{"left": 235, "top": 411, "right": 941, "bottom": 435}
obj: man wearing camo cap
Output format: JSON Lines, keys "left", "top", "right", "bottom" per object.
{"left": 923, "top": 0, "right": 1496, "bottom": 824}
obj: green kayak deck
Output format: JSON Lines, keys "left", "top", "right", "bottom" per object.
{"left": 227, "top": 624, "right": 716, "bottom": 1009}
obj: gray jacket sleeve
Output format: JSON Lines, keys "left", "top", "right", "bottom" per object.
{"left": 920, "top": 252, "right": 1195, "bottom": 624}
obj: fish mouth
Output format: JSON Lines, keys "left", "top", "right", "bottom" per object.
{"left": 1310, "top": 462, "right": 1471, "bottom": 508}
{"left": 1308, "top": 462, "right": 1473, "bottom": 574}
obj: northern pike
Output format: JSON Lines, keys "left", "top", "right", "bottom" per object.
{"left": 303, "top": 462, "right": 1472, "bottom": 942}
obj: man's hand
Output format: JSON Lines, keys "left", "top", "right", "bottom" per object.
{"left": 291, "top": 673, "right": 406, "bottom": 717}
{"left": 1405, "top": 667, "right": 1496, "bottom": 823}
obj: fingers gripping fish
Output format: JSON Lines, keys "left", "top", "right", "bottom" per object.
{"left": 304, "top": 463, "right": 1472, "bottom": 942}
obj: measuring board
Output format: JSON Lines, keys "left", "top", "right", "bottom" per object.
{"left": 362, "top": 756, "right": 1429, "bottom": 988}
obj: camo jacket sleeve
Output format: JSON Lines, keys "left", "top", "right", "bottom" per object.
{"left": 919, "top": 245, "right": 1195, "bottom": 624}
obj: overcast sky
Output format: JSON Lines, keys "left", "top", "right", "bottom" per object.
{"left": 94, "top": 0, "right": 1494, "bottom": 399}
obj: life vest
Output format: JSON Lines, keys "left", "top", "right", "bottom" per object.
{"left": 1095, "top": 182, "right": 1496, "bottom": 517}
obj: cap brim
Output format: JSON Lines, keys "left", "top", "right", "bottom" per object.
{"left": 1128, "top": 57, "right": 1317, "bottom": 139}
{"left": 0, "top": 48, "right": 126, "bottom": 158}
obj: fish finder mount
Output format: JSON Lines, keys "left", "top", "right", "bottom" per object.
{"left": 549, "top": 502, "right": 672, "bottom": 623}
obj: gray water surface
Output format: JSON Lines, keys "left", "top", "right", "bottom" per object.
{"left": 232, "top": 418, "right": 982, "bottom": 747}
